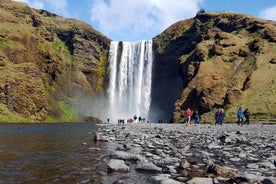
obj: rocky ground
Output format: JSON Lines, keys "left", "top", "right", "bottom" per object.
{"left": 94, "top": 122, "right": 276, "bottom": 184}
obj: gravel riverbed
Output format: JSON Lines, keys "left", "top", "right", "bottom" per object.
{"left": 94, "top": 123, "right": 276, "bottom": 184}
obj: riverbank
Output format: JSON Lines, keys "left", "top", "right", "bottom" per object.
{"left": 95, "top": 123, "right": 276, "bottom": 184}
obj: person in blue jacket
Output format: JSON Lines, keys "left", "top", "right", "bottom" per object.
{"left": 237, "top": 107, "right": 244, "bottom": 125}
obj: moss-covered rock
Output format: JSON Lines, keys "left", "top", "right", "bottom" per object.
{"left": 0, "top": 62, "right": 47, "bottom": 122}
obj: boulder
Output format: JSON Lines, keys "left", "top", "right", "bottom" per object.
{"left": 136, "top": 161, "right": 162, "bottom": 173}
{"left": 94, "top": 132, "right": 108, "bottom": 142}
{"left": 186, "top": 177, "right": 213, "bottom": 184}
{"left": 111, "top": 151, "right": 139, "bottom": 161}
{"left": 107, "top": 159, "right": 129, "bottom": 172}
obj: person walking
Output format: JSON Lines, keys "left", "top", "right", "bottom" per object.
{"left": 218, "top": 109, "right": 225, "bottom": 125}
{"left": 237, "top": 107, "right": 244, "bottom": 125}
{"left": 134, "top": 115, "right": 137, "bottom": 122}
{"left": 185, "top": 108, "right": 192, "bottom": 125}
{"left": 214, "top": 109, "right": 219, "bottom": 125}
{"left": 193, "top": 109, "right": 200, "bottom": 124}
{"left": 243, "top": 108, "right": 250, "bottom": 125}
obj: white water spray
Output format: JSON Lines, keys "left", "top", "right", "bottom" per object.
{"left": 106, "top": 40, "right": 153, "bottom": 122}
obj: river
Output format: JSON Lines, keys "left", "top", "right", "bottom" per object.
{"left": 0, "top": 123, "right": 108, "bottom": 184}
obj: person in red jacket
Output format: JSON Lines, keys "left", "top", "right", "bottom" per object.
{"left": 185, "top": 108, "right": 192, "bottom": 125}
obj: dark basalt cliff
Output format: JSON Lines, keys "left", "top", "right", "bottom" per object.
{"left": 0, "top": 0, "right": 110, "bottom": 122}
{"left": 152, "top": 12, "right": 276, "bottom": 122}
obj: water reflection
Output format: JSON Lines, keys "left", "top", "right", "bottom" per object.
{"left": 0, "top": 123, "right": 106, "bottom": 184}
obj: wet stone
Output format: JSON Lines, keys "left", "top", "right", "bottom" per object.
{"left": 95, "top": 123, "right": 276, "bottom": 184}
{"left": 107, "top": 159, "right": 129, "bottom": 172}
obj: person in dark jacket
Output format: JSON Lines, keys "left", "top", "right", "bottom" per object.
{"left": 243, "top": 108, "right": 250, "bottom": 125}
{"left": 215, "top": 109, "right": 219, "bottom": 125}
{"left": 218, "top": 109, "right": 225, "bottom": 125}
{"left": 193, "top": 109, "right": 200, "bottom": 124}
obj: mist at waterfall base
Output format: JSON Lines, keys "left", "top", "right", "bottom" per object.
{"left": 75, "top": 40, "right": 165, "bottom": 123}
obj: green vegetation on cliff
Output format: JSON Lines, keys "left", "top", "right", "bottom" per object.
{"left": 0, "top": 0, "right": 110, "bottom": 123}
{"left": 153, "top": 12, "right": 276, "bottom": 122}
{"left": 1, "top": 0, "right": 275, "bottom": 123}
{"left": 45, "top": 101, "right": 79, "bottom": 123}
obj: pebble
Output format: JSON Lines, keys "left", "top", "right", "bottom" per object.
{"left": 94, "top": 123, "right": 276, "bottom": 183}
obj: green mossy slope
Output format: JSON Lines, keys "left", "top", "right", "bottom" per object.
{"left": 153, "top": 12, "right": 276, "bottom": 122}
{"left": 0, "top": 0, "right": 110, "bottom": 122}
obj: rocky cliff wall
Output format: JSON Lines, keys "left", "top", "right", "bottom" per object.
{"left": 0, "top": 0, "right": 110, "bottom": 122}
{"left": 153, "top": 12, "right": 276, "bottom": 122}
{"left": 1, "top": 0, "right": 275, "bottom": 123}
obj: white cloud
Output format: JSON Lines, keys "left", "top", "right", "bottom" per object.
{"left": 90, "top": 0, "right": 203, "bottom": 41}
{"left": 259, "top": 5, "right": 276, "bottom": 21}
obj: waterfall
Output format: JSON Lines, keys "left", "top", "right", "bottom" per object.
{"left": 107, "top": 40, "right": 153, "bottom": 122}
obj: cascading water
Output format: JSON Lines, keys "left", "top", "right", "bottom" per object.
{"left": 106, "top": 40, "right": 153, "bottom": 122}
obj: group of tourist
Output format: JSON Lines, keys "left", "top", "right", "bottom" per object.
{"left": 183, "top": 107, "right": 251, "bottom": 125}
{"left": 214, "top": 109, "right": 226, "bottom": 125}
{"left": 106, "top": 115, "right": 147, "bottom": 124}
{"left": 237, "top": 107, "right": 250, "bottom": 125}
{"left": 184, "top": 108, "right": 202, "bottom": 125}
{"left": 107, "top": 107, "right": 251, "bottom": 125}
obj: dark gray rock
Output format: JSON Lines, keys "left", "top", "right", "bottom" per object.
{"left": 95, "top": 123, "right": 276, "bottom": 183}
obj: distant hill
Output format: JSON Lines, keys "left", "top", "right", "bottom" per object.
{"left": 152, "top": 12, "right": 276, "bottom": 122}
{"left": 0, "top": 0, "right": 110, "bottom": 122}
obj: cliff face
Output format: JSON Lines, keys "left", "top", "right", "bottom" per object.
{"left": 1, "top": 0, "right": 275, "bottom": 123}
{"left": 0, "top": 0, "right": 110, "bottom": 122}
{"left": 153, "top": 12, "right": 276, "bottom": 122}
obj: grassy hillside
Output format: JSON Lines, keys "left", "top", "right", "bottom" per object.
{"left": 0, "top": 0, "right": 110, "bottom": 122}
{"left": 1, "top": 0, "right": 275, "bottom": 123}
{"left": 153, "top": 12, "right": 276, "bottom": 122}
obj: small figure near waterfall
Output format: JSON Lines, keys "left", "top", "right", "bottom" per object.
{"left": 138, "top": 116, "right": 142, "bottom": 123}
{"left": 215, "top": 109, "right": 225, "bottom": 125}
{"left": 215, "top": 109, "right": 219, "bottom": 125}
{"left": 218, "top": 109, "right": 225, "bottom": 125}
{"left": 185, "top": 108, "right": 192, "bottom": 125}
{"left": 134, "top": 115, "right": 137, "bottom": 122}
{"left": 243, "top": 108, "right": 250, "bottom": 125}
{"left": 127, "top": 118, "right": 134, "bottom": 123}
{"left": 193, "top": 109, "right": 200, "bottom": 124}
{"left": 118, "top": 119, "right": 125, "bottom": 124}
{"left": 237, "top": 107, "right": 244, "bottom": 125}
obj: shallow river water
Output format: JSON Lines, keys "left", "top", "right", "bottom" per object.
{"left": 0, "top": 123, "right": 108, "bottom": 184}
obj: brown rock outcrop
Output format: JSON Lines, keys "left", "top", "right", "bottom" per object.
{"left": 0, "top": 0, "right": 110, "bottom": 122}
{"left": 153, "top": 12, "right": 276, "bottom": 122}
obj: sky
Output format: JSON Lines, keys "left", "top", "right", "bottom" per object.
{"left": 13, "top": 0, "right": 276, "bottom": 42}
